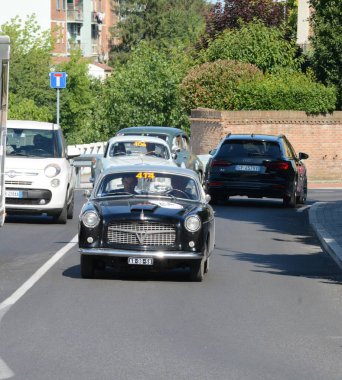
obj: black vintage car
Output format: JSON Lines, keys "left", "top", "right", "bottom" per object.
{"left": 79, "top": 164, "right": 215, "bottom": 281}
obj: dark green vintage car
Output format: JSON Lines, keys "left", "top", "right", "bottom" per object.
{"left": 116, "top": 126, "right": 204, "bottom": 183}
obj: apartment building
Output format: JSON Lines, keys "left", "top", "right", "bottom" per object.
{"left": 51, "top": 0, "right": 117, "bottom": 62}
{"left": 0, "top": 0, "right": 116, "bottom": 62}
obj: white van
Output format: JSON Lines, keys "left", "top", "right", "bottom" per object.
{"left": 5, "top": 120, "right": 80, "bottom": 223}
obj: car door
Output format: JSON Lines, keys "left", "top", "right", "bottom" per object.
{"left": 283, "top": 138, "right": 306, "bottom": 192}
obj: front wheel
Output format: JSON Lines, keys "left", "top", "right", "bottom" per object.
{"left": 52, "top": 200, "right": 67, "bottom": 224}
{"left": 189, "top": 260, "right": 205, "bottom": 282}
{"left": 81, "top": 255, "right": 94, "bottom": 278}
{"left": 67, "top": 192, "right": 74, "bottom": 219}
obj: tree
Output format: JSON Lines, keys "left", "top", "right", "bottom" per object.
{"left": 56, "top": 50, "right": 108, "bottom": 144}
{"left": 111, "top": 0, "right": 208, "bottom": 57}
{"left": 104, "top": 42, "right": 189, "bottom": 134}
{"left": 0, "top": 15, "right": 55, "bottom": 117}
{"left": 204, "top": 0, "right": 285, "bottom": 40}
{"left": 231, "top": 70, "right": 337, "bottom": 114}
{"left": 180, "top": 60, "right": 262, "bottom": 111}
{"left": 198, "top": 21, "right": 301, "bottom": 72}
{"left": 310, "top": 0, "right": 342, "bottom": 109}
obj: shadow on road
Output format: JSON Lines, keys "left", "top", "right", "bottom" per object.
{"left": 63, "top": 264, "right": 196, "bottom": 282}
{"left": 216, "top": 246, "right": 342, "bottom": 285}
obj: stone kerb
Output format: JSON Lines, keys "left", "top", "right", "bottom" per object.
{"left": 190, "top": 109, "right": 342, "bottom": 183}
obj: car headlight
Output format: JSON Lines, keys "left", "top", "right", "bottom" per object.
{"left": 81, "top": 211, "right": 100, "bottom": 228}
{"left": 44, "top": 164, "right": 61, "bottom": 178}
{"left": 185, "top": 215, "right": 201, "bottom": 232}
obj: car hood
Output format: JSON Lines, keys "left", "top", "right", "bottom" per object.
{"left": 103, "top": 155, "right": 175, "bottom": 167}
{"left": 94, "top": 197, "right": 199, "bottom": 220}
{"left": 5, "top": 157, "right": 64, "bottom": 172}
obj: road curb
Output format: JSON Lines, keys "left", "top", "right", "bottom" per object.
{"left": 309, "top": 202, "right": 342, "bottom": 270}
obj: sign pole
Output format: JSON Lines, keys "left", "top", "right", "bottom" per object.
{"left": 49, "top": 72, "right": 67, "bottom": 126}
{"left": 57, "top": 88, "right": 60, "bottom": 126}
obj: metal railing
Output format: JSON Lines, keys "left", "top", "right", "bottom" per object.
{"left": 70, "top": 142, "right": 106, "bottom": 189}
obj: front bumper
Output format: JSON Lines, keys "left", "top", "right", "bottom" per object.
{"left": 79, "top": 248, "right": 203, "bottom": 260}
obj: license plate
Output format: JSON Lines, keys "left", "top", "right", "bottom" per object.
{"left": 128, "top": 257, "right": 153, "bottom": 265}
{"left": 5, "top": 190, "right": 22, "bottom": 198}
{"left": 235, "top": 165, "right": 260, "bottom": 172}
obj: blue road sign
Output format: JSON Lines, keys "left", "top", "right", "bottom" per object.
{"left": 49, "top": 72, "right": 67, "bottom": 89}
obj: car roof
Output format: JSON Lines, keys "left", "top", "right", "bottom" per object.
{"left": 117, "top": 126, "right": 186, "bottom": 137}
{"left": 7, "top": 120, "right": 60, "bottom": 130}
{"left": 101, "top": 163, "right": 198, "bottom": 179}
{"left": 107, "top": 135, "right": 170, "bottom": 147}
{"left": 225, "top": 134, "right": 284, "bottom": 142}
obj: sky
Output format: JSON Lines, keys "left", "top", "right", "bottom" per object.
{"left": 0, "top": 0, "right": 51, "bottom": 31}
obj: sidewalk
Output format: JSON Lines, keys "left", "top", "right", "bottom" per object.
{"left": 309, "top": 200, "right": 342, "bottom": 270}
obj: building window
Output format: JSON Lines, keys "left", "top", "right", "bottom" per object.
{"left": 63, "top": 0, "right": 66, "bottom": 10}
{"left": 56, "top": 0, "right": 61, "bottom": 10}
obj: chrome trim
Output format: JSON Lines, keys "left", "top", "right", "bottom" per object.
{"left": 79, "top": 248, "right": 203, "bottom": 260}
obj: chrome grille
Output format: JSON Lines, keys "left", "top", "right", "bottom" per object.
{"left": 107, "top": 221, "right": 176, "bottom": 246}
{"left": 6, "top": 180, "right": 33, "bottom": 186}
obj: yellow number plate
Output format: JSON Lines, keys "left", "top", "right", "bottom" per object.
{"left": 136, "top": 172, "right": 155, "bottom": 179}
{"left": 133, "top": 141, "right": 146, "bottom": 147}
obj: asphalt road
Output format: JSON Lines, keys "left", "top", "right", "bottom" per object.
{"left": 0, "top": 190, "right": 342, "bottom": 380}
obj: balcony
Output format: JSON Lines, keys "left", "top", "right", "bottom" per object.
{"left": 67, "top": 6, "right": 83, "bottom": 22}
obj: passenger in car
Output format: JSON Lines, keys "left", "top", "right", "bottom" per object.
{"left": 112, "top": 143, "right": 126, "bottom": 156}
{"left": 170, "top": 176, "right": 197, "bottom": 199}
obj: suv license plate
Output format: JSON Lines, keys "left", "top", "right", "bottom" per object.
{"left": 235, "top": 165, "right": 260, "bottom": 172}
{"left": 128, "top": 257, "right": 153, "bottom": 265}
{"left": 5, "top": 190, "right": 22, "bottom": 198}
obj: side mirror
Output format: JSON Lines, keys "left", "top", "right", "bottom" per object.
{"left": 171, "top": 152, "right": 178, "bottom": 160}
{"left": 83, "top": 189, "right": 91, "bottom": 198}
{"left": 209, "top": 149, "right": 217, "bottom": 156}
{"left": 205, "top": 194, "right": 211, "bottom": 203}
{"left": 299, "top": 152, "right": 309, "bottom": 160}
{"left": 67, "top": 146, "right": 80, "bottom": 159}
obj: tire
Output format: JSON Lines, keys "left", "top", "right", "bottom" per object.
{"left": 209, "top": 194, "right": 228, "bottom": 205}
{"left": 52, "top": 200, "right": 67, "bottom": 224}
{"left": 283, "top": 186, "right": 296, "bottom": 208}
{"left": 296, "top": 180, "right": 307, "bottom": 205}
{"left": 67, "top": 192, "right": 74, "bottom": 219}
{"left": 204, "top": 257, "right": 210, "bottom": 274}
{"left": 189, "top": 260, "right": 205, "bottom": 282}
{"left": 81, "top": 255, "right": 94, "bottom": 279}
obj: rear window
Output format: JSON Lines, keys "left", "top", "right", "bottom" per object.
{"left": 217, "top": 140, "right": 281, "bottom": 159}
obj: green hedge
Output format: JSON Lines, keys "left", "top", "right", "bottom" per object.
{"left": 180, "top": 60, "right": 262, "bottom": 111}
{"left": 232, "top": 71, "right": 337, "bottom": 114}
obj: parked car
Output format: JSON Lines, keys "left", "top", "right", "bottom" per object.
{"left": 79, "top": 164, "right": 215, "bottom": 281}
{"left": 116, "top": 126, "right": 204, "bottom": 182}
{"left": 5, "top": 120, "right": 80, "bottom": 223}
{"left": 204, "top": 134, "right": 309, "bottom": 207}
{"left": 90, "top": 135, "right": 177, "bottom": 185}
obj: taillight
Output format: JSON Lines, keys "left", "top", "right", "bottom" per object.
{"left": 211, "top": 159, "right": 232, "bottom": 167}
{"left": 208, "top": 181, "right": 224, "bottom": 186}
{"left": 265, "top": 162, "right": 290, "bottom": 170}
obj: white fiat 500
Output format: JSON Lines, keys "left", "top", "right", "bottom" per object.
{"left": 5, "top": 120, "right": 80, "bottom": 223}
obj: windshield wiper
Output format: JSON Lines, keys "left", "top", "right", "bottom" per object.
{"left": 102, "top": 191, "right": 135, "bottom": 198}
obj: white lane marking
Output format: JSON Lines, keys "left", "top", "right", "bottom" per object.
{"left": 297, "top": 205, "right": 311, "bottom": 213}
{"left": 0, "top": 234, "right": 78, "bottom": 380}
{"left": 0, "top": 234, "right": 78, "bottom": 311}
{"left": 0, "top": 358, "right": 14, "bottom": 380}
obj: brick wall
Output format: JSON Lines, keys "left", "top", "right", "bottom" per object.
{"left": 190, "top": 109, "right": 342, "bottom": 183}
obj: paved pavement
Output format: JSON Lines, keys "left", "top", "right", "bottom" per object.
{"left": 78, "top": 172, "right": 342, "bottom": 269}
{"left": 309, "top": 184, "right": 342, "bottom": 269}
